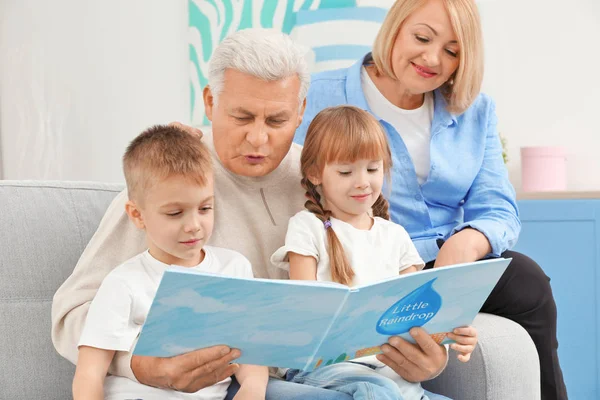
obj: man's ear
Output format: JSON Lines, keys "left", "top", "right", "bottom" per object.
{"left": 203, "top": 86, "right": 214, "bottom": 122}
{"left": 297, "top": 97, "right": 307, "bottom": 127}
{"left": 125, "top": 200, "right": 145, "bottom": 230}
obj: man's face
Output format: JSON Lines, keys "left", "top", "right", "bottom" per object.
{"left": 204, "top": 69, "right": 306, "bottom": 177}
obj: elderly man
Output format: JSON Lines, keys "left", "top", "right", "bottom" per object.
{"left": 52, "top": 29, "right": 448, "bottom": 399}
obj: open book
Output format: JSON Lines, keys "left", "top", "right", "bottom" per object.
{"left": 133, "top": 258, "right": 510, "bottom": 371}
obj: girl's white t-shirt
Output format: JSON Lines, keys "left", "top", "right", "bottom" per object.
{"left": 271, "top": 210, "right": 424, "bottom": 287}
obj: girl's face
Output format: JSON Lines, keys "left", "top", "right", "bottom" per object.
{"left": 312, "top": 159, "right": 384, "bottom": 226}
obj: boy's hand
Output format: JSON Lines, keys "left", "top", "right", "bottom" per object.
{"left": 447, "top": 326, "right": 478, "bottom": 362}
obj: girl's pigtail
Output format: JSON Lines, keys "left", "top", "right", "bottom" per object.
{"left": 301, "top": 177, "right": 354, "bottom": 286}
{"left": 372, "top": 194, "right": 390, "bottom": 220}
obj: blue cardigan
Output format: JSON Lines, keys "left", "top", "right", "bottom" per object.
{"left": 294, "top": 55, "right": 520, "bottom": 262}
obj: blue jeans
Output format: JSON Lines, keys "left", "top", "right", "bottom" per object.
{"left": 226, "top": 377, "right": 353, "bottom": 400}
{"left": 286, "top": 363, "right": 452, "bottom": 400}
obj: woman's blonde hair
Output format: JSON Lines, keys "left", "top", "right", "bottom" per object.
{"left": 371, "top": 0, "right": 484, "bottom": 114}
{"left": 301, "top": 106, "right": 392, "bottom": 286}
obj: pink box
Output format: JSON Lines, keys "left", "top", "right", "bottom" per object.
{"left": 521, "top": 146, "right": 567, "bottom": 192}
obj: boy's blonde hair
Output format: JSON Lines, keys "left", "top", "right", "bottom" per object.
{"left": 301, "top": 106, "right": 393, "bottom": 286}
{"left": 123, "top": 125, "right": 212, "bottom": 203}
{"left": 372, "top": 0, "right": 484, "bottom": 114}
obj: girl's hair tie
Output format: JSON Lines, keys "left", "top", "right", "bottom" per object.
{"left": 324, "top": 219, "right": 332, "bottom": 230}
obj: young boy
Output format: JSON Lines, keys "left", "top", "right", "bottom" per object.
{"left": 72, "top": 125, "right": 268, "bottom": 400}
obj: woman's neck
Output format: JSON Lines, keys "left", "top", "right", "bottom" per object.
{"left": 365, "top": 65, "right": 425, "bottom": 110}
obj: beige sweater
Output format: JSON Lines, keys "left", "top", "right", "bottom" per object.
{"left": 51, "top": 130, "right": 306, "bottom": 380}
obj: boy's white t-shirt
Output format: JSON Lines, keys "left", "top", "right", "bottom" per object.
{"left": 271, "top": 210, "right": 425, "bottom": 287}
{"left": 78, "top": 245, "right": 253, "bottom": 400}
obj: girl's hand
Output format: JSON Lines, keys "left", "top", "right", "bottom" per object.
{"left": 233, "top": 382, "right": 267, "bottom": 400}
{"left": 400, "top": 265, "right": 418, "bottom": 275}
{"left": 447, "top": 326, "right": 478, "bottom": 362}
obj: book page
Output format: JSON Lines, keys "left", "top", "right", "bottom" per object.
{"left": 308, "top": 258, "right": 510, "bottom": 370}
{"left": 134, "top": 272, "right": 349, "bottom": 370}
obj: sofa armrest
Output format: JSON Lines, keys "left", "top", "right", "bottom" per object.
{"left": 423, "top": 313, "right": 540, "bottom": 400}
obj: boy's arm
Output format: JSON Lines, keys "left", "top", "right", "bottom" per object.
{"left": 72, "top": 346, "right": 115, "bottom": 400}
{"left": 288, "top": 252, "right": 318, "bottom": 281}
{"left": 51, "top": 189, "right": 145, "bottom": 375}
{"left": 233, "top": 365, "right": 269, "bottom": 399}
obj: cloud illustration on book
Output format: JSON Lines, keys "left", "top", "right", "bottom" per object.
{"left": 157, "top": 288, "right": 246, "bottom": 313}
{"left": 348, "top": 295, "right": 401, "bottom": 318}
{"left": 242, "top": 330, "right": 314, "bottom": 346}
{"left": 162, "top": 343, "right": 197, "bottom": 355}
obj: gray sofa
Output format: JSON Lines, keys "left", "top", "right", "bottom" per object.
{"left": 0, "top": 180, "right": 541, "bottom": 399}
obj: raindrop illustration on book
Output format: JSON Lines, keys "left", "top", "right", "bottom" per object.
{"left": 376, "top": 278, "right": 442, "bottom": 335}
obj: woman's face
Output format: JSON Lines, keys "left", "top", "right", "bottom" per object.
{"left": 390, "top": 0, "right": 460, "bottom": 95}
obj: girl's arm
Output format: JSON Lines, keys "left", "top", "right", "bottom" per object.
{"left": 288, "top": 252, "right": 318, "bottom": 281}
{"left": 233, "top": 364, "right": 269, "bottom": 400}
{"left": 72, "top": 346, "right": 115, "bottom": 400}
{"left": 400, "top": 265, "right": 418, "bottom": 275}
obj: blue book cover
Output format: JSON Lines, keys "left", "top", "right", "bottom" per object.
{"left": 134, "top": 258, "right": 510, "bottom": 371}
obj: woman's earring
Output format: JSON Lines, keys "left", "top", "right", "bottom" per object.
{"left": 448, "top": 77, "right": 455, "bottom": 86}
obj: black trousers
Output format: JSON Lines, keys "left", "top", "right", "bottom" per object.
{"left": 425, "top": 250, "right": 568, "bottom": 400}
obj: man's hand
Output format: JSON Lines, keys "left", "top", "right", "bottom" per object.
{"left": 447, "top": 325, "right": 478, "bottom": 362}
{"left": 131, "top": 346, "right": 240, "bottom": 393}
{"left": 169, "top": 122, "right": 204, "bottom": 138}
{"left": 376, "top": 328, "right": 447, "bottom": 383}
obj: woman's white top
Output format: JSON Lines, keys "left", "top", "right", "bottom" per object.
{"left": 361, "top": 66, "right": 434, "bottom": 185}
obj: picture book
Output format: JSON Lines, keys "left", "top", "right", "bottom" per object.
{"left": 133, "top": 258, "right": 510, "bottom": 371}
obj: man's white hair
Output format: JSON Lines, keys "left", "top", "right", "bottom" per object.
{"left": 208, "top": 28, "right": 310, "bottom": 105}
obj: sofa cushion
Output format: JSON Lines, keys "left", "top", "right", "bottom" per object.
{"left": 0, "top": 181, "right": 122, "bottom": 399}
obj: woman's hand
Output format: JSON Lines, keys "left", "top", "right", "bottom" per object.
{"left": 434, "top": 228, "right": 491, "bottom": 268}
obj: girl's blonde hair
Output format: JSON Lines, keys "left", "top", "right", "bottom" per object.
{"left": 371, "top": 0, "right": 484, "bottom": 114}
{"left": 301, "top": 106, "right": 392, "bottom": 286}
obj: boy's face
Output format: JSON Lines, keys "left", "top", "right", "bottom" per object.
{"left": 128, "top": 174, "right": 215, "bottom": 267}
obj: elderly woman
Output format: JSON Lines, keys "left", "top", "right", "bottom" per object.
{"left": 294, "top": 0, "right": 567, "bottom": 399}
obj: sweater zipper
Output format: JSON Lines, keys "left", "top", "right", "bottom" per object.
{"left": 260, "top": 188, "right": 277, "bottom": 226}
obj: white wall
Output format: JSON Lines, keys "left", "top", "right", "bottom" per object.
{"left": 1, "top": 0, "right": 598, "bottom": 190}
{"left": 479, "top": 0, "right": 600, "bottom": 191}
{"left": 0, "top": 0, "right": 189, "bottom": 183}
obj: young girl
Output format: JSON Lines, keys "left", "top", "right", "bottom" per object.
{"left": 271, "top": 106, "right": 477, "bottom": 400}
